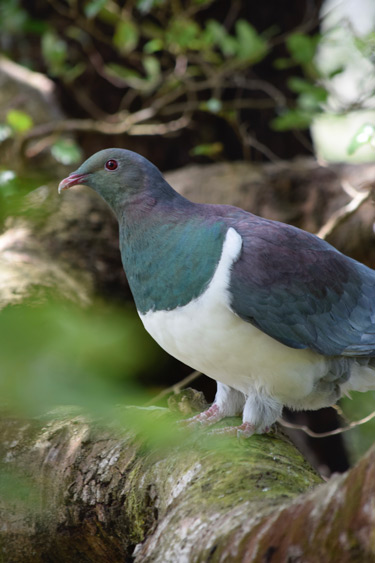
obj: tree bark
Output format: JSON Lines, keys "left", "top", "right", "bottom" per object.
{"left": 0, "top": 410, "right": 374, "bottom": 563}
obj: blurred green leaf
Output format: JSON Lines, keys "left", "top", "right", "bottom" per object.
{"left": 0, "top": 301, "right": 163, "bottom": 417}
{"left": 51, "top": 139, "right": 83, "bottom": 165}
{"left": 143, "top": 38, "right": 164, "bottom": 54}
{"left": 287, "top": 77, "right": 316, "bottom": 94}
{"left": 297, "top": 91, "right": 326, "bottom": 112}
{"left": 287, "top": 78, "right": 327, "bottom": 112}
{"left": 0, "top": 0, "right": 27, "bottom": 34}
{"left": 143, "top": 55, "right": 160, "bottom": 80}
{"left": 113, "top": 20, "right": 139, "bottom": 54}
{"left": 286, "top": 32, "right": 319, "bottom": 64}
{"left": 84, "top": 0, "right": 107, "bottom": 19}
{"left": 354, "top": 31, "right": 375, "bottom": 59}
{"left": 41, "top": 30, "right": 68, "bottom": 76}
{"left": 190, "top": 142, "right": 223, "bottom": 157}
{"left": 136, "top": 0, "right": 166, "bottom": 14}
{"left": 6, "top": 110, "right": 33, "bottom": 133}
{"left": 105, "top": 63, "right": 141, "bottom": 84}
{"left": 235, "top": 19, "right": 268, "bottom": 62}
{"left": 205, "top": 20, "right": 237, "bottom": 57}
{"left": 166, "top": 18, "right": 201, "bottom": 51}
{"left": 327, "top": 66, "right": 345, "bottom": 79}
{"left": 273, "top": 57, "right": 294, "bottom": 70}
{"left": 341, "top": 391, "right": 375, "bottom": 462}
{"left": 0, "top": 168, "right": 52, "bottom": 225}
{"left": 60, "top": 62, "right": 86, "bottom": 83}
{"left": 347, "top": 123, "right": 375, "bottom": 155}
{"left": 271, "top": 109, "right": 313, "bottom": 131}
{"left": 200, "top": 98, "right": 222, "bottom": 113}
{"left": 105, "top": 57, "right": 160, "bottom": 92}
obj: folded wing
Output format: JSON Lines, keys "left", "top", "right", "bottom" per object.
{"left": 226, "top": 214, "right": 375, "bottom": 357}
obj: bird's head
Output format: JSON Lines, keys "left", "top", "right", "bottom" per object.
{"left": 58, "top": 148, "right": 167, "bottom": 213}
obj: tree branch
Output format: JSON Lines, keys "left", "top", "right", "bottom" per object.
{"left": 0, "top": 410, "right": 374, "bottom": 562}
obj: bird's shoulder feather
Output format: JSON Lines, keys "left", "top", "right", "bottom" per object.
{"left": 209, "top": 207, "right": 375, "bottom": 357}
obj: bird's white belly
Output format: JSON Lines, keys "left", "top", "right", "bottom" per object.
{"left": 139, "top": 228, "right": 327, "bottom": 405}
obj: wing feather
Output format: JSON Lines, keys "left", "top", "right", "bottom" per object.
{"left": 223, "top": 214, "right": 375, "bottom": 357}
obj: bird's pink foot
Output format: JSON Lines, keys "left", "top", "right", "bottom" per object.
{"left": 210, "top": 421, "right": 256, "bottom": 438}
{"left": 182, "top": 403, "right": 225, "bottom": 428}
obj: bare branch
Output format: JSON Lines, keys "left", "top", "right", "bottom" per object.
{"left": 144, "top": 370, "right": 202, "bottom": 406}
{"left": 24, "top": 109, "right": 190, "bottom": 143}
{"left": 316, "top": 185, "right": 373, "bottom": 240}
{"left": 279, "top": 409, "right": 375, "bottom": 438}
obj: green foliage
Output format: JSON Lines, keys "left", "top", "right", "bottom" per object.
{"left": 105, "top": 57, "right": 161, "bottom": 92}
{"left": 340, "top": 391, "right": 375, "bottom": 462}
{"left": 41, "top": 31, "right": 68, "bottom": 76}
{"left": 50, "top": 139, "right": 83, "bottom": 165}
{"left": 114, "top": 20, "right": 139, "bottom": 54}
{"left": 272, "top": 31, "right": 329, "bottom": 131}
{"left": 272, "top": 77, "right": 328, "bottom": 131}
{"left": 286, "top": 32, "right": 320, "bottom": 65}
{"left": 0, "top": 301, "right": 163, "bottom": 417}
{"left": 272, "top": 109, "right": 313, "bottom": 131}
{"left": 234, "top": 19, "right": 268, "bottom": 62}
{"left": 41, "top": 30, "right": 85, "bottom": 80}
{"left": 0, "top": 0, "right": 28, "bottom": 35}
{"left": 6, "top": 109, "right": 33, "bottom": 133}
{"left": 347, "top": 123, "right": 375, "bottom": 155}
{"left": 190, "top": 142, "right": 223, "bottom": 157}
{"left": 5, "top": 3, "right": 375, "bottom": 159}
{"left": 166, "top": 18, "right": 202, "bottom": 52}
{"left": 0, "top": 0, "right": 346, "bottom": 154}
{"left": 354, "top": 31, "right": 375, "bottom": 60}
{"left": 84, "top": 0, "right": 108, "bottom": 19}
{"left": 0, "top": 168, "right": 47, "bottom": 225}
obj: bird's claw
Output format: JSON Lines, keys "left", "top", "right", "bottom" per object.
{"left": 180, "top": 403, "right": 225, "bottom": 428}
{"left": 209, "top": 421, "right": 255, "bottom": 438}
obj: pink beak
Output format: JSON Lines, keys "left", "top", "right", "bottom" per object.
{"left": 58, "top": 173, "right": 88, "bottom": 194}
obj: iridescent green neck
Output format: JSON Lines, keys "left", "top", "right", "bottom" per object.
{"left": 119, "top": 206, "right": 226, "bottom": 313}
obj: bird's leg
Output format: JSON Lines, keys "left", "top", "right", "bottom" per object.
{"left": 211, "top": 392, "right": 282, "bottom": 438}
{"left": 210, "top": 421, "right": 256, "bottom": 438}
{"left": 182, "top": 382, "right": 245, "bottom": 428}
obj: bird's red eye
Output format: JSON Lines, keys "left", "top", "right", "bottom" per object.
{"left": 105, "top": 159, "right": 118, "bottom": 171}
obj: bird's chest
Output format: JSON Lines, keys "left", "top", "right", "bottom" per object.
{"left": 139, "top": 282, "right": 255, "bottom": 387}
{"left": 139, "top": 227, "right": 249, "bottom": 386}
{"left": 139, "top": 229, "right": 322, "bottom": 395}
{"left": 140, "top": 290, "right": 325, "bottom": 400}
{"left": 139, "top": 228, "right": 324, "bottom": 399}
{"left": 120, "top": 218, "right": 225, "bottom": 314}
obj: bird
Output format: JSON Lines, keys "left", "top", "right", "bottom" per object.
{"left": 58, "top": 148, "right": 375, "bottom": 437}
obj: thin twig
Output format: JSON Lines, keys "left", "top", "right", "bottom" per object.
{"left": 279, "top": 409, "right": 375, "bottom": 438}
{"left": 239, "top": 124, "right": 283, "bottom": 163}
{"left": 316, "top": 186, "right": 373, "bottom": 240}
{"left": 25, "top": 111, "right": 190, "bottom": 140}
{"left": 144, "top": 370, "right": 201, "bottom": 406}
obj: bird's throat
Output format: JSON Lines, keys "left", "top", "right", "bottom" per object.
{"left": 119, "top": 212, "right": 226, "bottom": 314}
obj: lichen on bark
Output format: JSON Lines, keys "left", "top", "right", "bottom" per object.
{"left": 0, "top": 398, "right": 374, "bottom": 563}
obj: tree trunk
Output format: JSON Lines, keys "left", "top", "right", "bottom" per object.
{"left": 0, "top": 410, "right": 373, "bottom": 562}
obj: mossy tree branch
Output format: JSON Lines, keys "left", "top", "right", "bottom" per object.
{"left": 0, "top": 410, "right": 374, "bottom": 562}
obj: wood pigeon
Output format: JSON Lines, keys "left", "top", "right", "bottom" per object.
{"left": 58, "top": 149, "right": 375, "bottom": 437}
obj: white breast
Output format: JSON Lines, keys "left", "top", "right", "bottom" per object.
{"left": 139, "top": 228, "right": 327, "bottom": 407}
